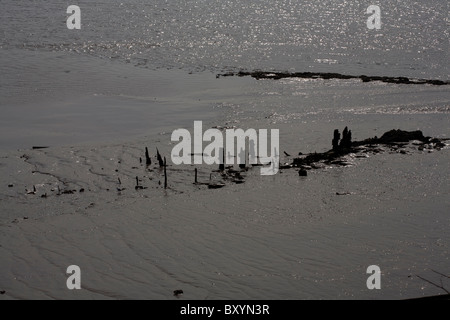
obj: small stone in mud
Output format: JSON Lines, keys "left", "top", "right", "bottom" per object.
{"left": 299, "top": 169, "right": 308, "bottom": 177}
{"left": 79, "top": 188, "right": 85, "bottom": 193}
{"left": 173, "top": 290, "right": 183, "bottom": 297}
{"left": 8, "top": 184, "right": 13, "bottom": 188}
{"left": 23, "top": 217, "right": 28, "bottom": 220}
{"left": 0, "top": 290, "right": 5, "bottom": 295}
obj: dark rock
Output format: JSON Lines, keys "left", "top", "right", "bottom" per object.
{"left": 298, "top": 169, "right": 308, "bottom": 176}
{"left": 8, "top": 184, "right": 13, "bottom": 188}
{"left": 208, "top": 183, "right": 225, "bottom": 189}
{"left": 0, "top": 290, "right": 5, "bottom": 295}
{"left": 379, "top": 130, "right": 425, "bottom": 143}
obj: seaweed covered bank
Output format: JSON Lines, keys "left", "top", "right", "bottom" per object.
{"left": 218, "top": 71, "right": 450, "bottom": 86}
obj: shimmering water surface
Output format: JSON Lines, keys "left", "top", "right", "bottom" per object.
{"left": 1, "top": 0, "right": 448, "bottom": 77}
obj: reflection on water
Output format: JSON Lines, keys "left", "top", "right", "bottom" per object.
{"left": 0, "top": 0, "right": 448, "bottom": 78}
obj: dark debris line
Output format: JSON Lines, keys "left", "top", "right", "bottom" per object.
{"left": 217, "top": 71, "right": 449, "bottom": 86}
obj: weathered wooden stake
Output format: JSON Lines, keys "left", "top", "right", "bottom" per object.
{"left": 219, "top": 148, "right": 225, "bottom": 171}
{"left": 145, "top": 147, "right": 151, "bottom": 165}
{"left": 157, "top": 148, "right": 164, "bottom": 167}
{"left": 164, "top": 157, "right": 167, "bottom": 189}
{"left": 332, "top": 129, "right": 340, "bottom": 151}
{"left": 239, "top": 148, "right": 246, "bottom": 169}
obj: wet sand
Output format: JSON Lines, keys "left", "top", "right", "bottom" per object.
{"left": 1, "top": 0, "right": 449, "bottom": 301}
{"left": 1, "top": 115, "right": 449, "bottom": 299}
{"left": 1, "top": 54, "right": 449, "bottom": 299}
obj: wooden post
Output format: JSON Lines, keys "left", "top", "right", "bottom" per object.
{"left": 164, "top": 157, "right": 167, "bottom": 189}
{"left": 332, "top": 129, "right": 340, "bottom": 151}
{"left": 157, "top": 148, "right": 164, "bottom": 167}
{"left": 195, "top": 168, "right": 198, "bottom": 184}
{"left": 219, "top": 148, "right": 225, "bottom": 171}
{"left": 239, "top": 148, "right": 246, "bottom": 169}
{"left": 145, "top": 147, "right": 151, "bottom": 165}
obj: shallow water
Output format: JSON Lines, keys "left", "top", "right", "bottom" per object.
{"left": 1, "top": 0, "right": 448, "bottom": 77}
